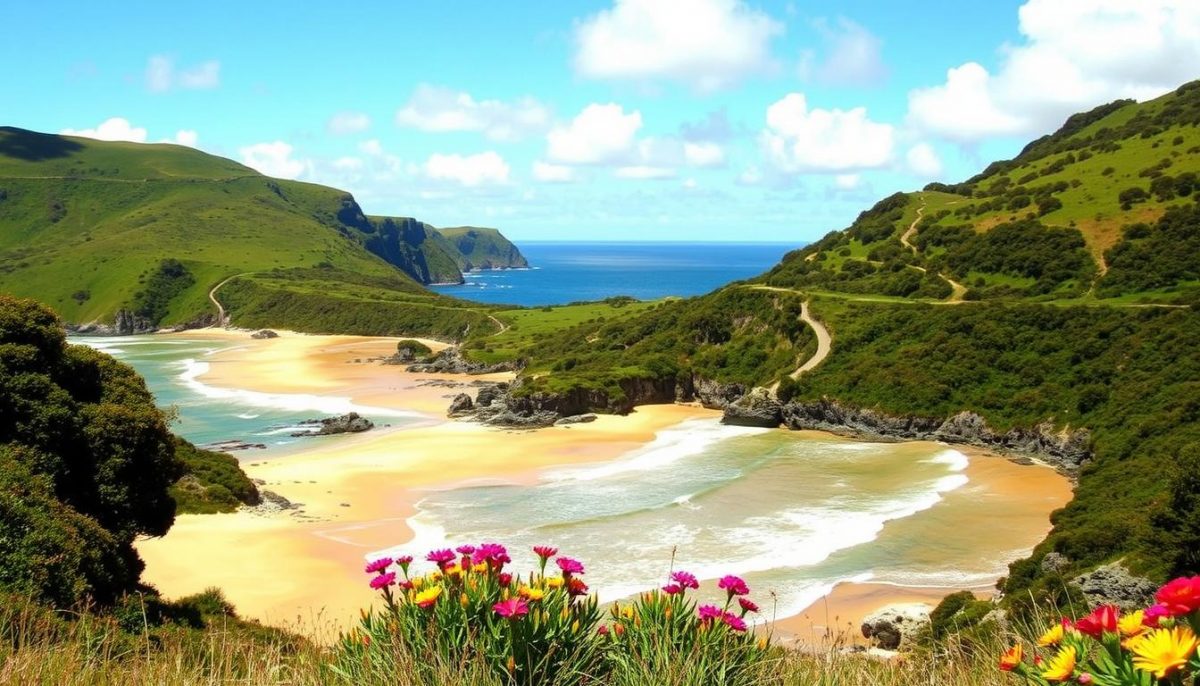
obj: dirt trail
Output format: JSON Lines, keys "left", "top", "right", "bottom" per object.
{"left": 744, "top": 286, "right": 832, "bottom": 388}
{"left": 208, "top": 274, "right": 245, "bottom": 327}
{"left": 900, "top": 203, "right": 924, "bottom": 255}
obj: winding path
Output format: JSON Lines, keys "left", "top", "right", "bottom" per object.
{"left": 208, "top": 274, "right": 244, "bottom": 328}
{"left": 900, "top": 202, "right": 924, "bottom": 255}
{"left": 487, "top": 314, "right": 509, "bottom": 336}
{"left": 744, "top": 286, "right": 832, "bottom": 389}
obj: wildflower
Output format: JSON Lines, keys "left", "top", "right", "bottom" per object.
{"left": 1155, "top": 576, "right": 1200, "bottom": 616}
{"left": 414, "top": 586, "right": 442, "bottom": 609}
{"left": 1073, "top": 605, "right": 1119, "bottom": 638}
{"left": 662, "top": 583, "right": 683, "bottom": 595}
{"left": 477, "top": 542, "right": 508, "bottom": 565}
{"left": 498, "top": 572, "right": 513, "bottom": 587}
{"left": 614, "top": 623, "right": 625, "bottom": 636}
{"left": 455, "top": 544, "right": 476, "bottom": 555}
{"left": 533, "top": 545, "right": 558, "bottom": 560}
{"left": 1038, "top": 620, "right": 1067, "bottom": 646}
{"left": 410, "top": 576, "right": 425, "bottom": 589}
{"left": 1144, "top": 603, "right": 1171, "bottom": 627}
{"left": 518, "top": 585, "right": 545, "bottom": 601}
{"left": 460, "top": 592, "right": 469, "bottom": 608}
{"left": 395, "top": 555, "right": 413, "bottom": 576}
{"left": 698, "top": 604, "right": 723, "bottom": 625}
{"left": 738, "top": 597, "right": 759, "bottom": 614}
{"left": 545, "top": 576, "right": 564, "bottom": 589}
{"left": 364, "top": 557, "right": 393, "bottom": 574}
{"left": 1077, "top": 674, "right": 1093, "bottom": 685}
{"left": 1040, "top": 646, "right": 1076, "bottom": 682}
{"left": 426, "top": 548, "right": 456, "bottom": 568}
{"left": 399, "top": 580, "right": 414, "bottom": 591}
{"left": 444, "top": 563, "right": 464, "bottom": 578}
{"left": 1129, "top": 625, "right": 1199, "bottom": 679}
{"left": 998, "top": 644, "right": 1023, "bottom": 672}
{"left": 472, "top": 562, "right": 488, "bottom": 574}
{"left": 598, "top": 624, "right": 609, "bottom": 636}
{"left": 369, "top": 572, "right": 396, "bottom": 590}
{"left": 621, "top": 606, "right": 634, "bottom": 619}
{"left": 556, "top": 557, "right": 585, "bottom": 576}
{"left": 568, "top": 577, "right": 589, "bottom": 597}
{"left": 670, "top": 570, "right": 699, "bottom": 590}
{"left": 722, "top": 612, "right": 748, "bottom": 632}
{"left": 493, "top": 597, "right": 530, "bottom": 619}
{"left": 507, "top": 656, "right": 515, "bottom": 674}
{"left": 718, "top": 575, "right": 750, "bottom": 597}
{"left": 1118, "top": 610, "right": 1147, "bottom": 638}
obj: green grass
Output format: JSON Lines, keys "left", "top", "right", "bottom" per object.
{"left": 437, "top": 226, "right": 529, "bottom": 271}
{"left": 465, "top": 298, "right": 662, "bottom": 364}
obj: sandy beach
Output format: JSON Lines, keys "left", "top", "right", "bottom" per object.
{"left": 135, "top": 329, "right": 1072, "bottom": 641}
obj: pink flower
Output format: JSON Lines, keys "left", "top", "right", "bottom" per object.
{"left": 399, "top": 580, "right": 414, "bottom": 590}
{"left": 369, "top": 572, "right": 396, "bottom": 590}
{"left": 1155, "top": 576, "right": 1200, "bottom": 616}
{"left": 721, "top": 612, "right": 748, "bottom": 632}
{"left": 364, "top": 557, "right": 393, "bottom": 574}
{"left": 426, "top": 548, "right": 456, "bottom": 568}
{"left": 738, "top": 597, "right": 759, "bottom": 614}
{"left": 1144, "top": 603, "right": 1171, "bottom": 627}
{"left": 493, "top": 597, "right": 529, "bottom": 619}
{"left": 698, "top": 604, "right": 723, "bottom": 623}
{"left": 395, "top": 555, "right": 414, "bottom": 572}
{"left": 1078, "top": 674, "right": 1094, "bottom": 685}
{"left": 662, "top": 583, "right": 683, "bottom": 595}
{"left": 598, "top": 624, "right": 609, "bottom": 636}
{"left": 533, "top": 545, "right": 558, "bottom": 560}
{"left": 477, "top": 543, "right": 508, "bottom": 561}
{"left": 556, "top": 557, "right": 585, "bottom": 576}
{"left": 718, "top": 575, "right": 750, "bottom": 597}
{"left": 455, "top": 545, "right": 476, "bottom": 555}
{"left": 671, "top": 570, "right": 699, "bottom": 590}
{"left": 498, "top": 572, "right": 513, "bottom": 587}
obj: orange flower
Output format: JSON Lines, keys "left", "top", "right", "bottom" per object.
{"left": 999, "top": 644, "right": 1023, "bottom": 672}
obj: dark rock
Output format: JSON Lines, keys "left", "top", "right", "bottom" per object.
{"left": 475, "top": 383, "right": 507, "bottom": 407}
{"left": 448, "top": 393, "right": 474, "bottom": 417}
{"left": 291, "top": 412, "right": 374, "bottom": 437}
{"left": 406, "top": 347, "right": 518, "bottom": 375}
{"left": 1041, "top": 552, "right": 1071, "bottom": 574}
{"left": 203, "top": 439, "right": 268, "bottom": 452}
{"left": 555, "top": 413, "right": 598, "bottom": 425}
{"left": 252, "top": 490, "right": 299, "bottom": 513}
{"left": 68, "top": 309, "right": 156, "bottom": 336}
{"left": 693, "top": 378, "right": 746, "bottom": 409}
{"left": 722, "top": 388, "right": 782, "bottom": 427}
{"left": 251, "top": 329, "right": 279, "bottom": 339}
{"left": 1072, "top": 563, "right": 1158, "bottom": 611}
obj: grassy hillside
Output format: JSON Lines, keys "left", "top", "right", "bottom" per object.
{"left": 437, "top": 226, "right": 530, "bottom": 271}
{"left": 0, "top": 127, "right": 521, "bottom": 332}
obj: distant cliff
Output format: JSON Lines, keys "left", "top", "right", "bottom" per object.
{"left": 437, "top": 226, "right": 529, "bottom": 271}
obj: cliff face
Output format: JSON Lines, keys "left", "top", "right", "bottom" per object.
{"left": 436, "top": 226, "right": 530, "bottom": 271}
{"left": 361, "top": 215, "right": 464, "bottom": 285}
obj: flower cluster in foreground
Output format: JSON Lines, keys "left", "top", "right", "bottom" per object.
{"left": 999, "top": 575, "right": 1200, "bottom": 685}
{"left": 339, "top": 543, "right": 772, "bottom": 685}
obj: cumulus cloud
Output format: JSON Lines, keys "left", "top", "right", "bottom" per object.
{"left": 760, "top": 93, "right": 894, "bottom": 173}
{"left": 239, "top": 141, "right": 308, "bottom": 179}
{"left": 906, "top": 142, "right": 943, "bottom": 177}
{"left": 532, "top": 161, "right": 577, "bottom": 183}
{"left": 171, "top": 130, "right": 199, "bottom": 147}
{"left": 424, "top": 151, "right": 510, "bottom": 186}
{"left": 396, "top": 85, "right": 551, "bottom": 142}
{"left": 574, "top": 0, "right": 783, "bottom": 91}
{"left": 683, "top": 142, "right": 725, "bottom": 167}
{"left": 61, "top": 117, "right": 148, "bottom": 142}
{"left": 799, "top": 17, "right": 887, "bottom": 86}
{"left": 547, "top": 103, "right": 643, "bottom": 164}
{"left": 145, "top": 55, "right": 220, "bottom": 92}
{"left": 327, "top": 111, "right": 371, "bottom": 135}
{"left": 615, "top": 165, "right": 676, "bottom": 180}
{"left": 832, "top": 174, "right": 861, "bottom": 190}
{"left": 908, "top": 0, "right": 1200, "bottom": 142}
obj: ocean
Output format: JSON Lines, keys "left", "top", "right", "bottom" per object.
{"left": 430, "top": 241, "right": 796, "bottom": 307}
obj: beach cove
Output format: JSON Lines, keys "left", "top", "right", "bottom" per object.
{"left": 120, "top": 330, "right": 1072, "bottom": 643}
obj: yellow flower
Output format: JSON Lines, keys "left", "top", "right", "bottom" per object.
{"left": 445, "top": 563, "right": 463, "bottom": 577}
{"left": 472, "top": 562, "right": 488, "bottom": 574}
{"left": 411, "top": 576, "right": 425, "bottom": 589}
{"left": 545, "top": 576, "right": 564, "bottom": 589}
{"left": 413, "top": 586, "right": 442, "bottom": 609}
{"left": 1040, "top": 646, "right": 1076, "bottom": 683}
{"left": 1038, "top": 622, "right": 1065, "bottom": 646}
{"left": 518, "top": 585, "right": 545, "bottom": 601}
{"left": 460, "top": 592, "right": 469, "bottom": 608}
{"left": 999, "top": 644, "right": 1023, "bottom": 672}
{"left": 621, "top": 606, "right": 634, "bottom": 619}
{"left": 571, "top": 619, "right": 580, "bottom": 633}
{"left": 1129, "top": 626, "right": 1199, "bottom": 679}
{"left": 1118, "top": 610, "right": 1146, "bottom": 637}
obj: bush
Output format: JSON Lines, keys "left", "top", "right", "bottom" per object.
{"left": 396, "top": 339, "right": 434, "bottom": 359}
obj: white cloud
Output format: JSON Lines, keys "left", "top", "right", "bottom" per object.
{"left": 547, "top": 103, "right": 642, "bottom": 164}
{"left": 424, "top": 151, "right": 510, "bottom": 186}
{"left": 358, "top": 139, "right": 384, "bottom": 156}
{"left": 799, "top": 17, "right": 887, "bottom": 86}
{"left": 332, "top": 156, "right": 364, "bottom": 171}
{"left": 832, "top": 174, "right": 861, "bottom": 190}
{"left": 760, "top": 93, "right": 894, "bottom": 173}
{"left": 532, "top": 161, "right": 577, "bottom": 183}
{"left": 396, "top": 85, "right": 550, "bottom": 142}
{"left": 908, "top": 0, "right": 1200, "bottom": 142}
{"left": 906, "top": 143, "right": 943, "bottom": 177}
{"left": 145, "top": 55, "right": 220, "bottom": 92}
{"left": 683, "top": 141, "right": 725, "bottom": 167}
{"left": 615, "top": 165, "right": 676, "bottom": 180}
{"left": 61, "top": 117, "right": 148, "bottom": 142}
{"left": 574, "top": 0, "right": 783, "bottom": 91}
{"left": 239, "top": 141, "right": 308, "bottom": 179}
{"left": 171, "top": 130, "right": 199, "bottom": 147}
{"left": 327, "top": 111, "right": 371, "bottom": 135}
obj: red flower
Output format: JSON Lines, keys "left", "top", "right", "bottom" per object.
{"left": 738, "top": 597, "right": 759, "bottom": 614}
{"left": 1155, "top": 576, "right": 1200, "bottom": 616}
{"left": 568, "top": 577, "right": 589, "bottom": 597}
{"left": 1073, "top": 605, "right": 1119, "bottom": 638}
{"left": 533, "top": 545, "right": 558, "bottom": 560}
{"left": 498, "top": 572, "right": 513, "bottom": 587}
{"left": 721, "top": 612, "right": 748, "bottom": 632}
{"left": 662, "top": 583, "right": 683, "bottom": 595}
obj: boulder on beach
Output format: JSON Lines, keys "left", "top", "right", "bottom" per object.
{"left": 861, "top": 604, "right": 932, "bottom": 650}
{"left": 291, "top": 412, "right": 374, "bottom": 437}
{"left": 251, "top": 329, "right": 279, "bottom": 339}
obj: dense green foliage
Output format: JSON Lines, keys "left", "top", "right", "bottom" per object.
{"left": 438, "top": 226, "right": 530, "bottom": 271}
{"left": 396, "top": 339, "right": 434, "bottom": 359}
{"left": 0, "top": 295, "right": 182, "bottom": 606}
{"left": 131, "top": 258, "right": 195, "bottom": 325}
{"left": 1099, "top": 203, "right": 1200, "bottom": 298}
{"left": 170, "top": 438, "right": 260, "bottom": 515}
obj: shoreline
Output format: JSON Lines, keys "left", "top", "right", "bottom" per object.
{"left": 134, "top": 328, "right": 1071, "bottom": 641}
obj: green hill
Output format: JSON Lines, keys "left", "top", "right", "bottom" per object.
{"left": 438, "top": 226, "right": 530, "bottom": 271}
{"left": 0, "top": 127, "right": 524, "bottom": 333}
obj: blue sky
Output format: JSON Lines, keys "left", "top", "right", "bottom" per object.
{"left": 3, "top": 1, "right": 1197, "bottom": 241}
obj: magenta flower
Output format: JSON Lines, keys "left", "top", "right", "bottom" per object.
{"left": 738, "top": 597, "right": 759, "bottom": 614}
{"left": 369, "top": 572, "right": 396, "bottom": 590}
{"left": 1144, "top": 603, "right": 1171, "bottom": 627}
{"left": 426, "top": 548, "right": 456, "bottom": 568}
{"left": 721, "top": 612, "right": 748, "bottom": 632}
{"left": 395, "top": 554, "right": 414, "bottom": 570}
{"left": 533, "top": 545, "right": 558, "bottom": 560}
{"left": 671, "top": 570, "right": 699, "bottom": 590}
{"left": 698, "top": 604, "right": 723, "bottom": 623}
{"left": 455, "top": 544, "right": 476, "bottom": 555}
{"left": 662, "top": 583, "right": 683, "bottom": 595}
{"left": 493, "top": 597, "right": 529, "bottom": 619}
{"left": 364, "top": 557, "right": 393, "bottom": 574}
{"left": 717, "top": 575, "right": 750, "bottom": 597}
{"left": 556, "top": 557, "right": 585, "bottom": 576}
{"left": 477, "top": 542, "right": 508, "bottom": 560}
{"left": 498, "top": 572, "right": 513, "bottom": 587}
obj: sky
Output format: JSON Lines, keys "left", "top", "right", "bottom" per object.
{"left": 3, "top": 1, "right": 1198, "bottom": 242}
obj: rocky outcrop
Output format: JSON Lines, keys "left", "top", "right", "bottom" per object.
{"left": 407, "top": 347, "right": 518, "bottom": 375}
{"left": 555, "top": 414, "right": 598, "bottom": 425}
{"left": 291, "top": 412, "right": 374, "bottom": 437}
{"left": 448, "top": 393, "right": 474, "bottom": 417}
{"left": 1072, "top": 563, "right": 1158, "bottom": 611}
{"left": 67, "top": 308, "right": 156, "bottom": 336}
{"left": 251, "top": 329, "right": 279, "bottom": 339}
{"left": 861, "top": 604, "right": 932, "bottom": 650}
{"left": 721, "top": 388, "right": 782, "bottom": 427}
{"left": 202, "top": 439, "right": 267, "bottom": 452}
{"left": 1040, "top": 552, "right": 1071, "bottom": 574}
{"left": 693, "top": 378, "right": 747, "bottom": 409}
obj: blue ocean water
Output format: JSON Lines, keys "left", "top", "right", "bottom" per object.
{"left": 430, "top": 242, "right": 796, "bottom": 306}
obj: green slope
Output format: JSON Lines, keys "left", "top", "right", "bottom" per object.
{"left": 0, "top": 127, "right": 520, "bottom": 331}
{"left": 437, "top": 226, "right": 529, "bottom": 271}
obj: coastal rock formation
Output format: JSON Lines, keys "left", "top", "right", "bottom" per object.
{"left": 721, "top": 387, "right": 783, "bottom": 427}
{"left": 861, "top": 604, "right": 932, "bottom": 650}
{"left": 1072, "top": 563, "right": 1158, "bottom": 610}
{"left": 292, "top": 412, "right": 374, "bottom": 436}
{"left": 407, "top": 347, "right": 518, "bottom": 375}
{"left": 448, "top": 393, "right": 474, "bottom": 417}
{"left": 67, "top": 308, "right": 156, "bottom": 336}
{"left": 250, "top": 329, "right": 279, "bottom": 339}
{"left": 555, "top": 413, "right": 598, "bottom": 425}
{"left": 1040, "top": 552, "right": 1071, "bottom": 574}
{"left": 203, "top": 439, "right": 268, "bottom": 452}
{"left": 693, "top": 378, "right": 747, "bottom": 409}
